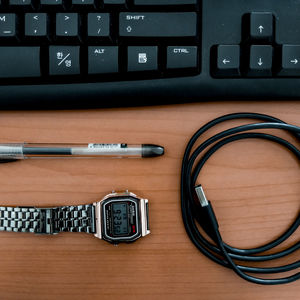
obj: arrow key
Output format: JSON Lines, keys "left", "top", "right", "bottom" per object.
{"left": 214, "top": 45, "right": 240, "bottom": 77}
{"left": 250, "top": 12, "right": 273, "bottom": 41}
{"left": 279, "top": 45, "right": 300, "bottom": 77}
{"left": 248, "top": 45, "right": 273, "bottom": 77}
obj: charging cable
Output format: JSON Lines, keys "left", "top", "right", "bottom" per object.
{"left": 181, "top": 112, "right": 300, "bottom": 285}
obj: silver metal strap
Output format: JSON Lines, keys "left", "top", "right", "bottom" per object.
{"left": 0, "top": 205, "right": 96, "bottom": 234}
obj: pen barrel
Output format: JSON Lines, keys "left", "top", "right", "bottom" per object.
{"left": 0, "top": 143, "right": 164, "bottom": 160}
{"left": 22, "top": 143, "right": 142, "bottom": 158}
{"left": 71, "top": 144, "right": 142, "bottom": 158}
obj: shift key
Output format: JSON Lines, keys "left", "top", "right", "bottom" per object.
{"left": 0, "top": 47, "right": 40, "bottom": 78}
{"left": 119, "top": 12, "right": 197, "bottom": 37}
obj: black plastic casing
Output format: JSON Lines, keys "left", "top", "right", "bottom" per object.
{"left": 1, "top": 0, "right": 300, "bottom": 108}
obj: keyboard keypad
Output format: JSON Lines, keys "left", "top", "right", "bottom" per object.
{"left": 0, "top": 0, "right": 199, "bottom": 80}
{"left": 211, "top": 11, "right": 298, "bottom": 78}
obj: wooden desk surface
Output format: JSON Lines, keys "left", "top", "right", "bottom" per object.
{"left": 0, "top": 102, "right": 299, "bottom": 300}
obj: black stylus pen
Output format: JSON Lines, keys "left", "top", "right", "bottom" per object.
{"left": 0, "top": 143, "right": 164, "bottom": 161}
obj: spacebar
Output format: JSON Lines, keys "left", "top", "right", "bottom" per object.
{"left": 0, "top": 47, "right": 40, "bottom": 78}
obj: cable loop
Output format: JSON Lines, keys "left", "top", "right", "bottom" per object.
{"left": 181, "top": 113, "right": 300, "bottom": 285}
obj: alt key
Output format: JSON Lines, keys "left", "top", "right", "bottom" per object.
{"left": 88, "top": 46, "right": 119, "bottom": 74}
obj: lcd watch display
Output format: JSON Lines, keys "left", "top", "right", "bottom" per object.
{"left": 112, "top": 202, "right": 129, "bottom": 236}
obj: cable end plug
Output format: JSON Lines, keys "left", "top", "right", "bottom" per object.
{"left": 195, "top": 185, "right": 209, "bottom": 207}
{"left": 194, "top": 185, "right": 219, "bottom": 231}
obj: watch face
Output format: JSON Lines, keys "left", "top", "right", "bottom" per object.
{"left": 112, "top": 202, "right": 129, "bottom": 236}
{"left": 101, "top": 196, "right": 141, "bottom": 243}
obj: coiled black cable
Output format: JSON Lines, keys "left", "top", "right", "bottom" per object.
{"left": 180, "top": 112, "right": 300, "bottom": 285}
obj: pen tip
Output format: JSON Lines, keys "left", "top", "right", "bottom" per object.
{"left": 142, "top": 144, "right": 164, "bottom": 158}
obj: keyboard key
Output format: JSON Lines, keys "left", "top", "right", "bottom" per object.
{"left": 128, "top": 46, "right": 158, "bottom": 72}
{"left": 41, "top": 0, "right": 62, "bottom": 5}
{"left": 0, "top": 14, "right": 16, "bottom": 38}
{"left": 119, "top": 13, "right": 197, "bottom": 37}
{"left": 0, "top": 47, "right": 40, "bottom": 78}
{"left": 56, "top": 13, "right": 78, "bottom": 37}
{"left": 87, "top": 13, "right": 110, "bottom": 37}
{"left": 134, "top": 0, "right": 196, "bottom": 5}
{"left": 25, "top": 14, "right": 47, "bottom": 37}
{"left": 49, "top": 46, "right": 80, "bottom": 75}
{"left": 250, "top": 12, "right": 273, "bottom": 40}
{"left": 167, "top": 46, "right": 197, "bottom": 69}
{"left": 104, "top": 0, "right": 125, "bottom": 4}
{"left": 279, "top": 45, "right": 300, "bottom": 76}
{"left": 9, "top": 0, "right": 31, "bottom": 5}
{"left": 72, "top": 0, "right": 94, "bottom": 5}
{"left": 248, "top": 45, "right": 273, "bottom": 77}
{"left": 88, "top": 46, "right": 118, "bottom": 74}
{"left": 215, "top": 45, "right": 240, "bottom": 77}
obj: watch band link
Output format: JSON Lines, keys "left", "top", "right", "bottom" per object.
{"left": 0, "top": 205, "right": 96, "bottom": 235}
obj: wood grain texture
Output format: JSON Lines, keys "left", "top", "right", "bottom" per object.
{"left": 0, "top": 101, "right": 299, "bottom": 300}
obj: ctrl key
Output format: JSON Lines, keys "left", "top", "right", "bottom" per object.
{"left": 214, "top": 45, "right": 241, "bottom": 77}
{"left": 167, "top": 46, "right": 198, "bottom": 69}
{"left": 0, "top": 47, "right": 40, "bottom": 78}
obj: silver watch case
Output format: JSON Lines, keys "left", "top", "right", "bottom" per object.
{"left": 93, "top": 191, "right": 150, "bottom": 243}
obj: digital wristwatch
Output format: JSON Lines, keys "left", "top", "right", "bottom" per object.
{"left": 0, "top": 191, "right": 150, "bottom": 244}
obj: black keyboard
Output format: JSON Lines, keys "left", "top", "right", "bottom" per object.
{"left": 1, "top": 0, "right": 300, "bottom": 108}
